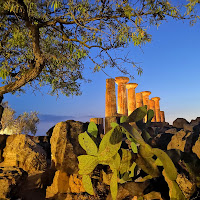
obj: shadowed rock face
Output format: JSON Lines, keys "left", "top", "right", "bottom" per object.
{"left": 173, "top": 118, "right": 189, "bottom": 129}
{"left": 0, "top": 166, "right": 28, "bottom": 199}
{"left": 50, "top": 120, "right": 88, "bottom": 174}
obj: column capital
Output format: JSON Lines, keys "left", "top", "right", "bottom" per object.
{"left": 151, "top": 97, "right": 160, "bottom": 101}
{"left": 126, "top": 83, "right": 138, "bottom": 90}
{"left": 115, "top": 77, "right": 129, "bottom": 85}
{"left": 141, "top": 91, "right": 151, "bottom": 96}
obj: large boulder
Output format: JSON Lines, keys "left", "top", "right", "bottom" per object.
{"left": 173, "top": 118, "right": 189, "bottom": 129}
{"left": 46, "top": 170, "right": 70, "bottom": 199}
{"left": 192, "top": 136, "right": 200, "bottom": 159}
{"left": 0, "top": 134, "right": 8, "bottom": 162}
{"left": 50, "top": 120, "right": 88, "bottom": 174}
{"left": 167, "top": 130, "right": 192, "bottom": 152}
{"left": 0, "top": 166, "right": 27, "bottom": 200}
{"left": 1, "top": 134, "right": 47, "bottom": 173}
{"left": 176, "top": 173, "right": 196, "bottom": 199}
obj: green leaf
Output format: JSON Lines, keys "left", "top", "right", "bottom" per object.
{"left": 119, "top": 149, "right": 132, "bottom": 174}
{"left": 127, "top": 106, "right": 147, "bottom": 123}
{"left": 98, "top": 128, "right": 122, "bottom": 162}
{"left": 147, "top": 109, "right": 154, "bottom": 122}
{"left": 131, "top": 142, "right": 138, "bottom": 153}
{"left": 87, "top": 122, "right": 98, "bottom": 138}
{"left": 110, "top": 125, "right": 123, "bottom": 145}
{"left": 162, "top": 170, "right": 186, "bottom": 200}
{"left": 153, "top": 148, "right": 177, "bottom": 181}
{"left": 120, "top": 116, "right": 128, "bottom": 124}
{"left": 111, "top": 122, "right": 119, "bottom": 128}
{"left": 129, "top": 162, "right": 137, "bottom": 178}
{"left": 155, "top": 158, "right": 163, "bottom": 166}
{"left": 118, "top": 172, "right": 131, "bottom": 183}
{"left": 78, "top": 132, "right": 98, "bottom": 156}
{"left": 110, "top": 170, "right": 118, "bottom": 200}
{"left": 78, "top": 155, "right": 99, "bottom": 175}
{"left": 109, "top": 153, "right": 121, "bottom": 171}
{"left": 142, "top": 130, "right": 152, "bottom": 142}
{"left": 82, "top": 174, "right": 94, "bottom": 195}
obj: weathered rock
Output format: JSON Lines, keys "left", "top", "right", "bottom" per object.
{"left": 1, "top": 134, "right": 47, "bottom": 173}
{"left": 29, "top": 135, "right": 51, "bottom": 160}
{"left": 69, "top": 174, "right": 85, "bottom": 193}
{"left": 50, "top": 120, "right": 88, "bottom": 174}
{"left": 165, "top": 128, "right": 177, "bottom": 134}
{"left": 143, "top": 191, "right": 163, "bottom": 200}
{"left": 151, "top": 133, "right": 173, "bottom": 150}
{"left": 106, "top": 185, "right": 132, "bottom": 200}
{"left": 173, "top": 118, "right": 189, "bottom": 129}
{"left": 183, "top": 123, "right": 194, "bottom": 132}
{"left": 192, "top": 137, "right": 200, "bottom": 159}
{"left": 183, "top": 123, "right": 200, "bottom": 133}
{"left": 176, "top": 173, "right": 196, "bottom": 199}
{"left": 0, "top": 134, "right": 8, "bottom": 162}
{"left": 46, "top": 170, "right": 70, "bottom": 199}
{"left": 0, "top": 166, "right": 27, "bottom": 200}
{"left": 167, "top": 130, "right": 192, "bottom": 152}
{"left": 46, "top": 125, "right": 55, "bottom": 137}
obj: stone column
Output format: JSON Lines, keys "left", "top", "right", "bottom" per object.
{"left": 160, "top": 111, "right": 165, "bottom": 122}
{"left": 149, "top": 100, "right": 156, "bottom": 122}
{"left": 141, "top": 91, "right": 151, "bottom": 109}
{"left": 115, "top": 77, "right": 129, "bottom": 116}
{"left": 151, "top": 97, "right": 161, "bottom": 122}
{"left": 105, "top": 116, "right": 120, "bottom": 134}
{"left": 90, "top": 118, "right": 104, "bottom": 134}
{"left": 126, "top": 83, "right": 138, "bottom": 116}
{"left": 136, "top": 93, "right": 143, "bottom": 108}
{"left": 105, "top": 78, "right": 117, "bottom": 117}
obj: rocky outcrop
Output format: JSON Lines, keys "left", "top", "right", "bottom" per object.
{"left": 46, "top": 170, "right": 70, "bottom": 199}
{"left": 0, "top": 166, "right": 27, "bottom": 200}
{"left": 50, "top": 120, "right": 88, "bottom": 174}
{"left": 173, "top": 118, "right": 189, "bottom": 129}
{"left": 167, "top": 130, "right": 192, "bottom": 152}
{"left": 1, "top": 134, "right": 47, "bottom": 173}
{"left": 176, "top": 173, "right": 196, "bottom": 199}
{"left": 0, "top": 134, "right": 8, "bottom": 162}
{"left": 192, "top": 136, "right": 200, "bottom": 159}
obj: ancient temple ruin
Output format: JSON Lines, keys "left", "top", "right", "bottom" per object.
{"left": 90, "top": 77, "right": 165, "bottom": 133}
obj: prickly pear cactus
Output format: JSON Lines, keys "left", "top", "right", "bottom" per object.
{"left": 77, "top": 107, "right": 187, "bottom": 200}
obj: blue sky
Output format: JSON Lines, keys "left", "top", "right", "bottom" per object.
{"left": 4, "top": 16, "right": 200, "bottom": 135}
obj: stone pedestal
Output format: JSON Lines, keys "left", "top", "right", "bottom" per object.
{"left": 160, "top": 111, "right": 165, "bottom": 122}
{"left": 105, "top": 78, "right": 117, "bottom": 117}
{"left": 136, "top": 93, "right": 143, "bottom": 108}
{"left": 105, "top": 116, "right": 120, "bottom": 134}
{"left": 126, "top": 83, "right": 138, "bottom": 116}
{"left": 115, "top": 77, "right": 129, "bottom": 116}
{"left": 151, "top": 97, "right": 161, "bottom": 122}
{"left": 149, "top": 100, "right": 156, "bottom": 122}
{"left": 90, "top": 118, "right": 104, "bottom": 134}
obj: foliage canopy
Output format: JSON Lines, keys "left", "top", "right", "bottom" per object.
{"left": 0, "top": 0, "right": 198, "bottom": 96}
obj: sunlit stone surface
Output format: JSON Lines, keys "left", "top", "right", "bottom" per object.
{"left": 126, "top": 83, "right": 138, "bottom": 116}
{"left": 149, "top": 99, "right": 156, "bottom": 122}
{"left": 160, "top": 111, "right": 165, "bottom": 122}
{"left": 115, "top": 77, "right": 129, "bottom": 115}
{"left": 151, "top": 97, "right": 161, "bottom": 122}
{"left": 105, "top": 78, "right": 117, "bottom": 117}
{"left": 136, "top": 92, "right": 143, "bottom": 108}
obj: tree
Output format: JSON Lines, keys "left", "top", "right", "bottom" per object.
{"left": 1, "top": 101, "right": 39, "bottom": 135}
{"left": 0, "top": 0, "right": 185, "bottom": 98}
